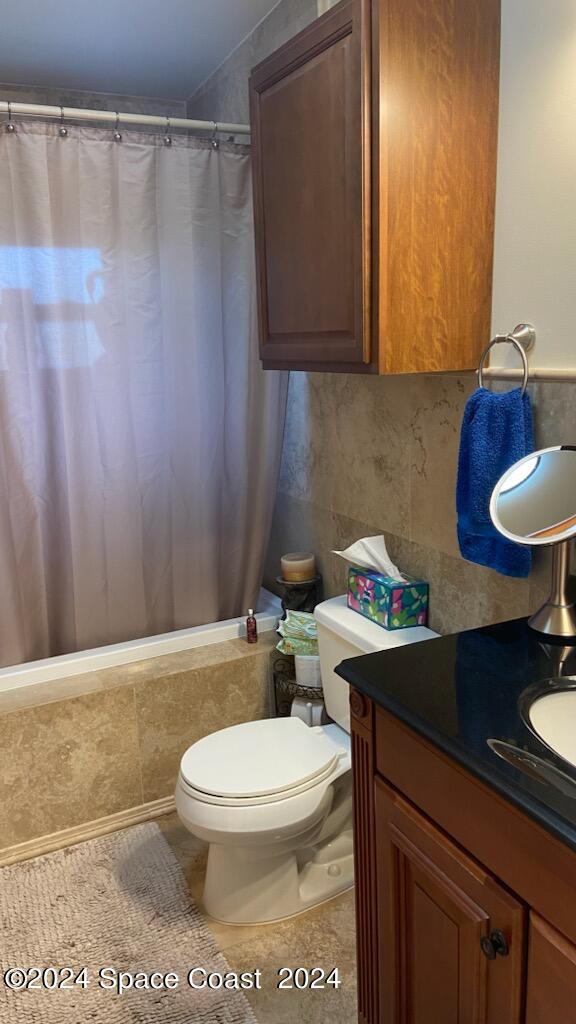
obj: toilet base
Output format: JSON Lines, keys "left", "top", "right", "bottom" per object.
{"left": 202, "top": 829, "right": 354, "bottom": 925}
{"left": 206, "top": 883, "right": 355, "bottom": 927}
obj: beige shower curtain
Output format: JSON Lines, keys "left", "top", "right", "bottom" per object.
{"left": 0, "top": 122, "right": 287, "bottom": 667}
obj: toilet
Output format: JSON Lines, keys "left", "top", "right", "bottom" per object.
{"left": 175, "top": 595, "right": 436, "bottom": 924}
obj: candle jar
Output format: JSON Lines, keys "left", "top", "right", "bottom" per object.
{"left": 280, "top": 551, "right": 317, "bottom": 582}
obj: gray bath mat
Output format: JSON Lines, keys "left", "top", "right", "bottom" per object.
{"left": 0, "top": 822, "right": 257, "bottom": 1023}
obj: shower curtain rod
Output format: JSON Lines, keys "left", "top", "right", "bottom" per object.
{"left": 0, "top": 100, "right": 250, "bottom": 137}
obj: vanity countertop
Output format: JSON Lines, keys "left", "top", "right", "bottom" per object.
{"left": 336, "top": 618, "right": 576, "bottom": 852}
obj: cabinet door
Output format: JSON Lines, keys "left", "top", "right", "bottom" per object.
{"left": 375, "top": 779, "right": 525, "bottom": 1024}
{"left": 526, "top": 913, "right": 576, "bottom": 1024}
{"left": 249, "top": 0, "right": 371, "bottom": 371}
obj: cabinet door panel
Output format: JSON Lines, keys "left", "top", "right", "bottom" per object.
{"left": 375, "top": 779, "right": 524, "bottom": 1024}
{"left": 526, "top": 913, "right": 576, "bottom": 1024}
{"left": 250, "top": 0, "right": 370, "bottom": 370}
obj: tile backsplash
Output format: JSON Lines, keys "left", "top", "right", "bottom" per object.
{"left": 264, "top": 373, "right": 568, "bottom": 634}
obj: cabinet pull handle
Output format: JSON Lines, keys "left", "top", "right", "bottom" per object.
{"left": 480, "top": 930, "right": 510, "bottom": 960}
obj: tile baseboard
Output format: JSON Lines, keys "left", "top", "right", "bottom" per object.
{"left": 0, "top": 795, "right": 176, "bottom": 868}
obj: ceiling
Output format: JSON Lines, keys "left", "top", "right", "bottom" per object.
{"left": 0, "top": 0, "right": 281, "bottom": 100}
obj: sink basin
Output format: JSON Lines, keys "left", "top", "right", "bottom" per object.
{"left": 529, "top": 690, "right": 576, "bottom": 769}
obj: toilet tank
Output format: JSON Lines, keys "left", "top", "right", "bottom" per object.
{"left": 314, "top": 596, "right": 437, "bottom": 733}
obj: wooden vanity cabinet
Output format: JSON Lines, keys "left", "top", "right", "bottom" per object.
{"left": 351, "top": 692, "right": 576, "bottom": 1024}
{"left": 376, "top": 781, "right": 525, "bottom": 1024}
{"left": 249, "top": 0, "right": 500, "bottom": 374}
{"left": 526, "top": 915, "right": 576, "bottom": 1024}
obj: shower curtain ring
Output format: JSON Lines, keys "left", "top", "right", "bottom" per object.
{"left": 5, "top": 101, "right": 16, "bottom": 133}
{"left": 211, "top": 121, "right": 219, "bottom": 150}
{"left": 59, "top": 106, "right": 68, "bottom": 137}
{"left": 163, "top": 116, "right": 172, "bottom": 146}
{"left": 113, "top": 112, "right": 122, "bottom": 142}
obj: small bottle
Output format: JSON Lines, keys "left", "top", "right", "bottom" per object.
{"left": 246, "top": 608, "right": 258, "bottom": 644}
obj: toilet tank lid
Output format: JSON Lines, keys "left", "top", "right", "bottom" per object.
{"left": 314, "top": 595, "right": 437, "bottom": 654}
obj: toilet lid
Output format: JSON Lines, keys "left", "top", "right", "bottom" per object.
{"left": 180, "top": 717, "right": 342, "bottom": 800}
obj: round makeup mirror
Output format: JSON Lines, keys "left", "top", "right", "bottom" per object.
{"left": 490, "top": 446, "right": 576, "bottom": 639}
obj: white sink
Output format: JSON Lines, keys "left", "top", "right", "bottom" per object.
{"left": 529, "top": 690, "right": 576, "bottom": 769}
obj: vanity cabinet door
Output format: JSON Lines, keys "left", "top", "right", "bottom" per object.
{"left": 526, "top": 913, "right": 576, "bottom": 1024}
{"left": 375, "top": 779, "right": 525, "bottom": 1024}
{"left": 249, "top": 0, "right": 371, "bottom": 372}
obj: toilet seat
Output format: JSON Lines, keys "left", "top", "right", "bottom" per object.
{"left": 176, "top": 721, "right": 351, "bottom": 846}
{"left": 180, "top": 717, "right": 347, "bottom": 807}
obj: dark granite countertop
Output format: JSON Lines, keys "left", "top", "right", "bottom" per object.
{"left": 336, "top": 618, "right": 576, "bottom": 853}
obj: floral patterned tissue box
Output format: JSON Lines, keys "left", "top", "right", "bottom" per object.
{"left": 347, "top": 567, "right": 429, "bottom": 630}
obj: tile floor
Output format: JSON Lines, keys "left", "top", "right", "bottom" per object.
{"left": 158, "top": 813, "right": 358, "bottom": 1023}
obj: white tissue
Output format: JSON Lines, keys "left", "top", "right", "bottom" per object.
{"left": 333, "top": 535, "right": 405, "bottom": 582}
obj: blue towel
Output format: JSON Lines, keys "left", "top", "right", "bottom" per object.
{"left": 456, "top": 387, "right": 534, "bottom": 578}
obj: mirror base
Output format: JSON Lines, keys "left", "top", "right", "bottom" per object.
{"left": 528, "top": 600, "right": 576, "bottom": 641}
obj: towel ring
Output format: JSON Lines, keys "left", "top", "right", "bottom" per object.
{"left": 477, "top": 324, "right": 534, "bottom": 396}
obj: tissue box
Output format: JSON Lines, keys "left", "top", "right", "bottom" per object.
{"left": 347, "top": 567, "right": 428, "bottom": 630}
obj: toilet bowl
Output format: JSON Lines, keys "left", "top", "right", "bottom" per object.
{"left": 176, "top": 717, "right": 352, "bottom": 924}
{"left": 176, "top": 595, "right": 436, "bottom": 925}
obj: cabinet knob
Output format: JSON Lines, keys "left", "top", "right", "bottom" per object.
{"left": 480, "top": 930, "right": 509, "bottom": 960}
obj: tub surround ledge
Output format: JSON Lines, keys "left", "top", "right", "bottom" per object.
{"left": 0, "top": 633, "right": 275, "bottom": 861}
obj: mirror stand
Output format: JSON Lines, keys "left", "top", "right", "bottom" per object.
{"left": 529, "top": 540, "right": 576, "bottom": 639}
{"left": 491, "top": 447, "right": 576, "bottom": 641}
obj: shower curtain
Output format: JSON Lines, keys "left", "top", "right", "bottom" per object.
{"left": 0, "top": 121, "right": 287, "bottom": 667}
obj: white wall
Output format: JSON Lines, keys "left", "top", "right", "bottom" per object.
{"left": 491, "top": 0, "right": 576, "bottom": 370}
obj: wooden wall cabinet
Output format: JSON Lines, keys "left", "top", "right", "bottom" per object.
{"left": 249, "top": 0, "right": 500, "bottom": 374}
{"left": 351, "top": 693, "right": 576, "bottom": 1024}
